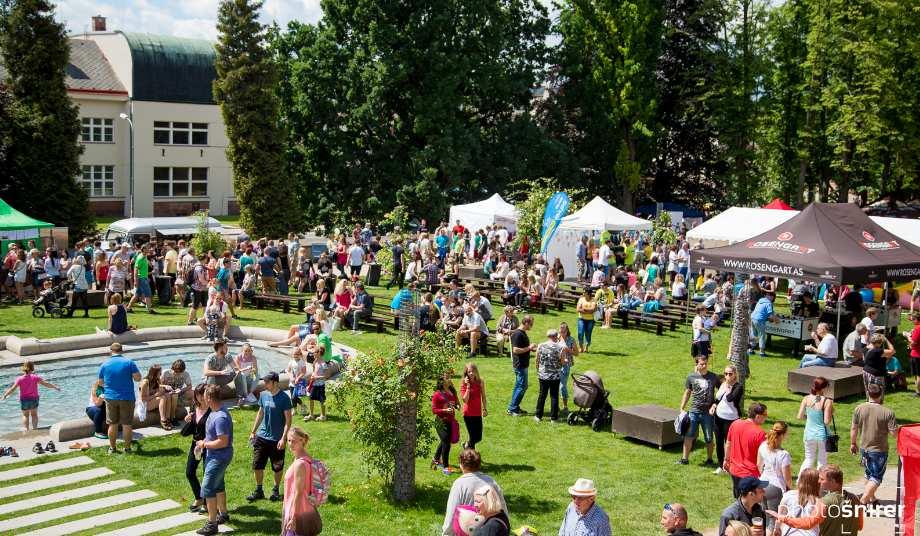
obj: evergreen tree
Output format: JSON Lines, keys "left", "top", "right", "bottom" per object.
{"left": 651, "top": 0, "right": 725, "bottom": 209}
{"left": 0, "top": 0, "right": 94, "bottom": 238}
{"left": 214, "top": 0, "right": 301, "bottom": 236}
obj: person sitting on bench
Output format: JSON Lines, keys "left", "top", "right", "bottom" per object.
{"left": 799, "top": 323, "right": 838, "bottom": 368}
{"left": 345, "top": 282, "right": 372, "bottom": 329}
{"left": 457, "top": 304, "right": 489, "bottom": 357}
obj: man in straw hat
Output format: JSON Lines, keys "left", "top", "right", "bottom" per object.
{"left": 558, "top": 478, "right": 611, "bottom": 535}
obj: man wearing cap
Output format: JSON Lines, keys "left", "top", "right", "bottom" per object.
{"left": 717, "top": 476, "right": 767, "bottom": 536}
{"left": 559, "top": 478, "right": 611, "bottom": 536}
{"left": 534, "top": 328, "right": 564, "bottom": 422}
{"left": 660, "top": 503, "right": 702, "bottom": 536}
{"left": 246, "top": 371, "right": 292, "bottom": 503}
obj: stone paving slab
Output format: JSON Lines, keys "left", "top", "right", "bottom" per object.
{"left": 0, "top": 455, "right": 94, "bottom": 481}
{"left": 173, "top": 525, "right": 233, "bottom": 535}
{"left": 95, "top": 512, "right": 209, "bottom": 536}
{"left": 0, "top": 489, "right": 157, "bottom": 532}
{"left": 0, "top": 479, "right": 134, "bottom": 516}
{"left": 0, "top": 466, "right": 113, "bottom": 499}
{"left": 17, "top": 498, "right": 181, "bottom": 536}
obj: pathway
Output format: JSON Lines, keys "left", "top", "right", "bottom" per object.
{"left": 0, "top": 454, "right": 233, "bottom": 535}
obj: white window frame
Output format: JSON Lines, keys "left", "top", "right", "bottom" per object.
{"left": 153, "top": 121, "right": 208, "bottom": 146}
{"left": 80, "top": 118, "right": 114, "bottom": 143}
{"left": 79, "top": 165, "right": 115, "bottom": 197}
{"left": 153, "top": 167, "right": 208, "bottom": 197}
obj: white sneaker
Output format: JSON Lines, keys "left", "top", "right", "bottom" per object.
{"left": 245, "top": 394, "right": 257, "bottom": 404}
{"left": 316, "top": 415, "right": 326, "bottom": 422}
{"left": 713, "top": 467, "right": 724, "bottom": 475}
{"left": 303, "top": 415, "right": 314, "bottom": 421}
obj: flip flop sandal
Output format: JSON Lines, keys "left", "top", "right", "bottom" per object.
{"left": 8, "top": 448, "right": 18, "bottom": 457}
{"left": 32, "top": 443, "right": 44, "bottom": 454}
{"left": 0, "top": 447, "right": 8, "bottom": 456}
{"left": 69, "top": 442, "right": 83, "bottom": 450}
{"left": 45, "top": 441, "right": 57, "bottom": 453}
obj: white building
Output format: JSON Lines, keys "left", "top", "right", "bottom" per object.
{"left": 59, "top": 16, "right": 236, "bottom": 217}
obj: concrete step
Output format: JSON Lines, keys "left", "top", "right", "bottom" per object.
{"left": 0, "top": 489, "right": 157, "bottom": 532}
{"left": 0, "top": 479, "right": 134, "bottom": 516}
{"left": 0, "top": 467, "right": 113, "bottom": 499}
{"left": 0, "top": 455, "right": 94, "bottom": 481}
{"left": 95, "top": 512, "right": 211, "bottom": 536}
{"left": 17, "top": 498, "right": 181, "bottom": 536}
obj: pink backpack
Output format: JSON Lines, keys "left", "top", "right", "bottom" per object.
{"left": 302, "top": 456, "right": 330, "bottom": 506}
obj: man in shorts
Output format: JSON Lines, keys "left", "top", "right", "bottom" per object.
{"left": 850, "top": 383, "right": 898, "bottom": 505}
{"left": 126, "top": 244, "right": 156, "bottom": 314}
{"left": 97, "top": 342, "right": 141, "bottom": 454}
{"left": 246, "top": 372, "right": 292, "bottom": 502}
{"left": 678, "top": 356, "right": 718, "bottom": 466}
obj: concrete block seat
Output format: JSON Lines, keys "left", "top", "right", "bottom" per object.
{"left": 611, "top": 404, "right": 682, "bottom": 449}
{"left": 788, "top": 363, "right": 865, "bottom": 399}
{"left": 51, "top": 406, "right": 189, "bottom": 443}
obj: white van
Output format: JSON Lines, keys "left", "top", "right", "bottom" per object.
{"left": 101, "top": 217, "right": 225, "bottom": 248}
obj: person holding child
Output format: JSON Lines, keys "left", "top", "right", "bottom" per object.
{"left": 2, "top": 361, "right": 60, "bottom": 432}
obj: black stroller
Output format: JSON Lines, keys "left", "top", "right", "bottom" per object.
{"left": 32, "top": 280, "right": 72, "bottom": 318}
{"left": 567, "top": 370, "right": 612, "bottom": 432}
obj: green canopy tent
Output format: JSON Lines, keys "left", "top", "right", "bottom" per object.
{"left": 0, "top": 198, "right": 54, "bottom": 255}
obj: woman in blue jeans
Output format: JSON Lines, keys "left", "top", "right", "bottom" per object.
{"left": 182, "top": 384, "right": 210, "bottom": 514}
{"left": 558, "top": 322, "right": 579, "bottom": 412}
{"left": 85, "top": 379, "right": 107, "bottom": 438}
{"left": 576, "top": 288, "right": 597, "bottom": 353}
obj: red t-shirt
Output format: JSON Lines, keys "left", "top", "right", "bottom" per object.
{"left": 461, "top": 380, "right": 483, "bottom": 417}
{"left": 910, "top": 324, "right": 920, "bottom": 359}
{"left": 727, "top": 419, "right": 765, "bottom": 478}
{"left": 452, "top": 225, "right": 465, "bottom": 236}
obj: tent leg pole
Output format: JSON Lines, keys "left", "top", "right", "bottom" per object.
{"left": 836, "top": 289, "right": 842, "bottom": 343}
{"left": 896, "top": 456, "right": 902, "bottom": 535}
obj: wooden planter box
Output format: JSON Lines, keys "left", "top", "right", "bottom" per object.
{"left": 787, "top": 364, "right": 865, "bottom": 399}
{"left": 612, "top": 404, "right": 682, "bottom": 449}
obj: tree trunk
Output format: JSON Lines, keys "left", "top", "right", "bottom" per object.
{"left": 837, "top": 139, "right": 854, "bottom": 203}
{"left": 392, "top": 373, "right": 418, "bottom": 502}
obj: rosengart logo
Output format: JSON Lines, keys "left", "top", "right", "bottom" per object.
{"left": 748, "top": 231, "right": 816, "bottom": 255}
{"left": 859, "top": 229, "right": 901, "bottom": 251}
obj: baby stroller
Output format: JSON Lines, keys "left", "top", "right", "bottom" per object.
{"left": 32, "top": 280, "right": 72, "bottom": 318}
{"left": 567, "top": 370, "right": 612, "bottom": 432}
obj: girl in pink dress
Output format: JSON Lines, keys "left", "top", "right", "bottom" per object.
{"left": 2, "top": 361, "right": 60, "bottom": 431}
{"left": 282, "top": 427, "right": 322, "bottom": 536}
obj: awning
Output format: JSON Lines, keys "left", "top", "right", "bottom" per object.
{"left": 155, "top": 228, "right": 198, "bottom": 236}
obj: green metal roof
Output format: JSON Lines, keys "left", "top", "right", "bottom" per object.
{"left": 122, "top": 32, "right": 216, "bottom": 105}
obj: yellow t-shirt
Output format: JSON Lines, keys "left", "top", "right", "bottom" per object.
{"left": 578, "top": 297, "right": 597, "bottom": 320}
{"left": 594, "top": 288, "right": 614, "bottom": 307}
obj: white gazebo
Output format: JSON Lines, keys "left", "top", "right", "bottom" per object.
{"left": 544, "top": 196, "right": 652, "bottom": 279}
{"left": 448, "top": 193, "right": 519, "bottom": 234}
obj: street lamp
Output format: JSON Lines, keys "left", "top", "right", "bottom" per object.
{"left": 118, "top": 112, "right": 135, "bottom": 218}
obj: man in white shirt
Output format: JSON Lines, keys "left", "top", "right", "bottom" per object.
{"left": 597, "top": 240, "right": 612, "bottom": 276}
{"left": 799, "top": 322, "right": 838, "bottom": 368}
{"left": 456, "top": 304, "right": 488, "bottom": 357}
{"left": 347, "top": 242, "right": 365, "bottom": 279}
{"left": 496, "top": 226, "right": 509, "bottom": 246}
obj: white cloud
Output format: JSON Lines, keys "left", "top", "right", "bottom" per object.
{"left": 56, "top": 0, "right": 323, "bottom": 40}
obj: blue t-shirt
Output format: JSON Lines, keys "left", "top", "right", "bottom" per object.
{"left": 258, "top": 255, "right": 276, "bottom": 277}
{"left": 205, "top": 408, "right": 234, "bottom": 463}
{"left": 98, "top": 355, "right": 140, "bottom": 401}
{"left": 257, "top": 390, "right": 292, "bottom": 442}
{"left": 436, "top": 235, "right": 449, "bottom": 250}
{"left": 216, "top": 267, "right": 232, "bottom": 291}
{"left": 751, "top": 297, "right": 775, "bottom": 322}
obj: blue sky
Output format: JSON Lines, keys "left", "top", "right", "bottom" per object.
{"left": 57, "top": 0, "right": 324, "bottom": 40}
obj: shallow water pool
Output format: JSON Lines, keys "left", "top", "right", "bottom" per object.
{"left": 0, "top": 344, "right": 293, "bottom": 436}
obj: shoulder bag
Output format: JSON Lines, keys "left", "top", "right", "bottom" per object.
{"left": 824, "top": 403, "right": 839, "bottom": 453}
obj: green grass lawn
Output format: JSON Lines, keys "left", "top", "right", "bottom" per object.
{"left": 1, "top": 288, "right": 917, "bottom": 535}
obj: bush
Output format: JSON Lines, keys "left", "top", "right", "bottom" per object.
{"left": 191, "top": 210, "right": 228, "bottom": 255}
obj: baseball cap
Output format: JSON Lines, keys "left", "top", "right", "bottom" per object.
{"left": 261, "top": 372, "right": 280, "bottom": 383}
{"left": 737, "top": 476, "right": 769, "bottom": 494}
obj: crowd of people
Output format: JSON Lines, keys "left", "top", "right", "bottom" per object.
{"left": 3, "top": 214, "right": 920, "bottom": 536}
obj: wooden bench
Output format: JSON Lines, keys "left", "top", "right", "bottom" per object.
{"left": 611, "top": 404, "right": 682, "bottom": 449}
{"left": 787, "top": 364, "right": 865, "bottom": 399}
{"left": 616, "top": 308, "right": 677, "bottom": 336}
{"left": 252, "top": 294, "right": 306, "bottom": 314}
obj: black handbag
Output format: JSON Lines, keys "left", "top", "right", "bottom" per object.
{"left": 825, "top": 413, "right": 839, "bottom": 453}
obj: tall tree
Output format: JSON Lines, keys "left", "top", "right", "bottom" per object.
{"left": 273, "top": 0, "right": 551, "bottom": 226}
{"left": 549, "top": 0, "right": 662, "bottom": 212}
{"left": 0, "top": 0, "right": 94, "bottom": 238}
{"left": 650, "top": 0, "right": 725, "bottom": 208}
{"left": 214, "top": 0, "right": 301, "bottom": 236}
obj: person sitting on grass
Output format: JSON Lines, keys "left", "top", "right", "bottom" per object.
{"left": 2, "top": 360, "right": 61, "bottom": 432}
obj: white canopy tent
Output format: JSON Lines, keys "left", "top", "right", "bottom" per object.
{"left": 448, "top": 193, "right": 519, "bottom": 235}
{"left": 686, "top": 206, "right": 920, "bottom": 248}
{"left": 544, "top": 196, "right": 652, "bottom": 279}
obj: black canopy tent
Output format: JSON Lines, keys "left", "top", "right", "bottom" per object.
{"left": 690, "top": 202, "right": 920, "bottom": 285}
{"left": 689, "top": 202, "right": 920, "bottom": 339}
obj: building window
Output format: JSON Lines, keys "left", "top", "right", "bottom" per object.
{"left": 153, "top": 121, "right": 208, "bottom": 145}
{"left": 80, "top": 118, "right": 114, "bottom": 143}
{"left": 153, "top": 167, "right": 208, "bottom": 197}
{"left": 79, "top": 165, "right": 115, "bottom": 197}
